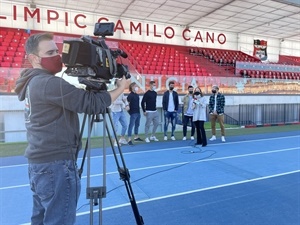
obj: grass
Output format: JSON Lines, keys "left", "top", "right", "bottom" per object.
{"left": 0, "top": 124, "right": 299, "bottom": 158}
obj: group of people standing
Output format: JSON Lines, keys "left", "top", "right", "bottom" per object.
{"left": 182, "top": 84, "right": 226, "bottom": 146}
{"left": 112, "top": 80, "right": 226, "bottom": 147}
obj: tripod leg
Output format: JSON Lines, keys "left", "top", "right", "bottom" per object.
{"left": 105, "top": 111, "right": 144, "bottom": 225}
{"left": 77, "top": 111, "right": 143, "bottom": 225}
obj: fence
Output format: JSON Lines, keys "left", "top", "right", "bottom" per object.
{"left": 238, "top": 103, "right": 300, "bottom": 126}
{"left": 177, "top": 103, "right": 300, "bottom": 127}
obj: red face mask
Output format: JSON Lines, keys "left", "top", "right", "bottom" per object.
{"left": 40, "top": 55, "right": 62, "bottom": 74}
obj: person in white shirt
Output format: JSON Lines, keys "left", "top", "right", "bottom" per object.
{"left": 181, "top": 85, "right": 195, "bottom": 140}
{"left": 192, "top": 87, "right": 208, "bottom": 146}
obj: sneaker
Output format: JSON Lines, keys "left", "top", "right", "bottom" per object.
{"left": 145, "top": 137, "right": 150, "bottom": 143}
{"left": 134, "top": 137, "right": 143, "bottom": 142}
{"left": 190, "top": 136, "right": 194, "bottom": 140}
{"left": 209, "top": 135, "right": 216, "bottom": 141}
{"left": 171, "top": 136, "right": 176, "bottom": 141}
{"left": 150, "top": 136, "right": 159, "bottom": 141}
{"left": 164, "top": 136, "right": 168, "bottom": 141}
{"left": 221, "top": 136, "right": 226, "bottom": 142}
{"left": 113, "top": 141, "right": 118, "bottom": 147}
{"left": 182, "top": 137, "right": 187, "bottom": 140}
{"left": 119, "top": 139, "right": 128, "bottom": 145}
{"left": 128, "top": 140, "right": 133, "bottom": 145}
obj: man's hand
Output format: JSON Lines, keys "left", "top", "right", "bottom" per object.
{"left": 109, "top": 76, "right": 128, "bottom": 102}
{"left": 115, "top": 76, "right": 127, "bottom": 90}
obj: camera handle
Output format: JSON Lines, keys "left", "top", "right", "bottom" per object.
{"left": 77, "top": 108, "right": 144, "bottom": 225}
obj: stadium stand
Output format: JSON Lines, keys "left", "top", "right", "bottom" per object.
{"left": 278, "top": 55, "right": 300, "bottom": 66}
{"left": 0, "top": 27, "right": 300, "bottom": 93}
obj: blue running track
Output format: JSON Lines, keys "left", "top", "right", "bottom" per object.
{"left": 0, "top": 130, "right": 299, "bottom": 225}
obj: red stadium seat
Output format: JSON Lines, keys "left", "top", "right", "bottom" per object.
{"left": 5, "top": 51, "right": 15, "bottom": 57}
{"left": 14, "top": 57, "right": 23, "bottom": 63}
{"left": 10, "top": 42, "right": 19, "bottom": 47}
{"left": 1, "top": 62, "right": 11, "bottom": 67}
{"left": 1, "top": 42, "right": 10, "bottom": 47}
{"left": 0, "top": 46, "right": 8, "bottom": 51}
{"left": 3, "top": 56, "right": 13, "bottom": 62}
{"left": 11, "top": 63, "right": 22, "bottom": 68}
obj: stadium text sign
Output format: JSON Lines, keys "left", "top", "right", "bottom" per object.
{"left": 6, "top": 5, "right": 226, "bottom": 44}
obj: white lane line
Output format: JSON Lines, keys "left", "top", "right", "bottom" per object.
{"left": 1, "top": 135, "right": 300, "bottom": 169}
{"left": 76, "top": 170, "right": 300, "bottom": 215}
{"left": 1, "top": 147, "right": 299, "bottom": 190}
{"left": 18, "top": 170, "right": 300, "bottom": 225}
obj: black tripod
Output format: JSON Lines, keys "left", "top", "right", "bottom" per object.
{"left": 76, "top": 108, "right": 144, "bottom": 225}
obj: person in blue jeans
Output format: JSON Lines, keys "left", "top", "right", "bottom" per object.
{"left": 182, "top": 85, "right": 195, "bottom": 140}
{"left": 127, "top": 82, "right": 143, "bottom": 145}
{"left": 162, "top": 81, "right": 179, "bottom": 141}
{"left": 111, "top": 92, "right": 128, "bottom": 147}
{"left": 15, "top": 33, "right": 127, "bottom": 224}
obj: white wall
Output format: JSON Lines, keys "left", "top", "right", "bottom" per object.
{"left": 1, "top": 93, "right": 299, "bottom": 142}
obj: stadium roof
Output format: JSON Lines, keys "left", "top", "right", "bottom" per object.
{"left": 7, "top": 0, "right": 300, "bottom": 41}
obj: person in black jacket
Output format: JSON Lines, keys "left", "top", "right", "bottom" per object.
{"left": 162, "top": 81, "right": 179, "bottom": 140}
{"left": 141, "top": 81, "right": 159, "bottom": 143}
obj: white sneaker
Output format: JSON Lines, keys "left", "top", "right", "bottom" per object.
{"left": 210, "top": 135, "right": 216, "bottom": 141}
{"left": 113, "top": 141, "right": 118, "bottom": 147}
{"left": 145, "top": 137, "right": 150, "bottom": 143}
{"left": 182, "top": 137, "right": 187, "bottom": 140}
{"left": 190, "top": 136, "right": 194, "bottom": 140}
{"left": 164, "top": 136, "right": 168, "bottom": 141}
{"left": 150, "top": 136, "right": 159, "bottom": 141}
{"left": 171, "top": 136, "right": 176, "bottom": 141}
{"left": 119, "top": 139, "right": 128, "bottom": 145}
{"left": 221, "top": 136, "right": 226, "bottom": 142}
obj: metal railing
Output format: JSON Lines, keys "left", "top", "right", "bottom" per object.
{"left": 177, "top": 103, "right": 300, "bottom": 127}
{"left": 238, "top": 103, "right": 300, "bottom": 126}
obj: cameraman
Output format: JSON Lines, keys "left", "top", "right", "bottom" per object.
{"left": 15, "top": 33, "right": 127, "bottom": 225}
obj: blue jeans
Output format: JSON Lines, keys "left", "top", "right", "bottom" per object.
{"left": 164, "top": 111, "right": 177, "bottom": 136}
{"left": 112, "top": 111, "right": 128, "bottom": 136}
{"left": 127, "top": 113, "right": 141, "bottom": 138}
{"left": 29, "top": 160, "right": 81, "bottom": 225}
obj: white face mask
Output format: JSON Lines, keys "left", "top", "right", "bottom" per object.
{"left": 134, "top": 86, "right": 139, "bottom": 92}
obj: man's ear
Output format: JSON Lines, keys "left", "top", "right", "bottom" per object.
{"left": 27, "top": 54, "right": 39, "bottom": 65}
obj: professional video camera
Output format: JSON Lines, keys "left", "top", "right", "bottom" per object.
{"left": 61, "top": 22, "right": 130, "bottom": 89}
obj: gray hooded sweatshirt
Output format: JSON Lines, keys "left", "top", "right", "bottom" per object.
{"left": 15, "top": 68, "right": 111, "bottom": 163}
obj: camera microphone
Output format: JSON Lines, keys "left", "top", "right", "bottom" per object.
{"left": 116, "top": 49, "right": 128, "bottom": 58}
